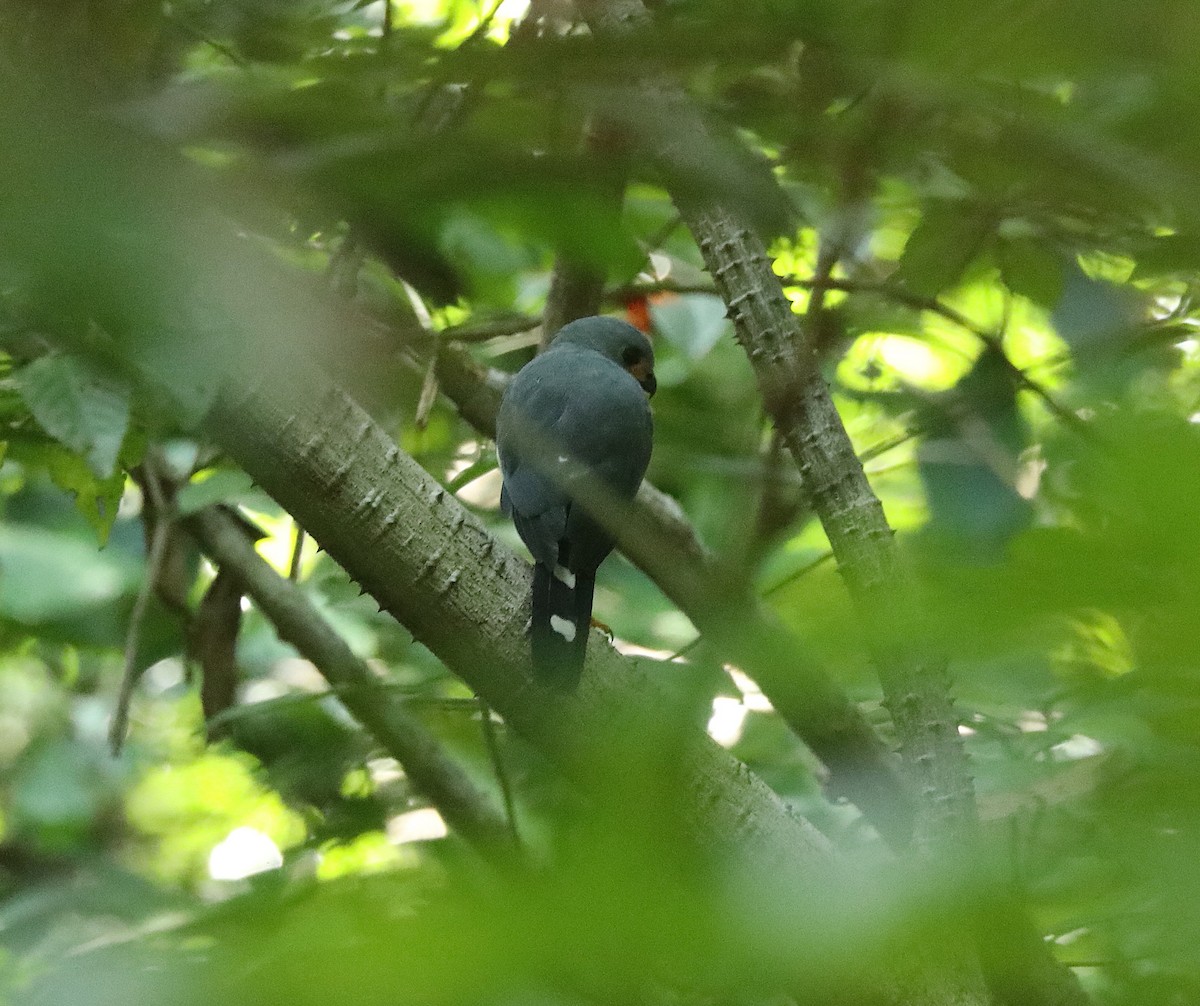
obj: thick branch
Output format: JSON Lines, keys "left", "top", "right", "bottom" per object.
{"left": 543, "top": 257, "right": 606, "bottom": 347}
{"left": 573, "top": 6, "right": 1092, "bottom": 1005}
{"left": 199, "top": 363, "right": 833, "bottom": 881}
{"left": 185, "top": 504, "right": 519, "bottom": 866}
{"left": 575, "top": 3, "right": 989, "bottom": 1003}
{"left": 693, "top": 130, "right": 992, "bottom": 1006}
{"left": 579, "top": 0, "right": 974, "bottom": 854}
{"left": 420, "top": 316, "right": 913, "bottom": 843}
{"left": 695, "top": 196, "right": 977, "bottom": 850}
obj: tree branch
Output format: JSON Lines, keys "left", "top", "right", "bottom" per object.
{"left": 184, "top": 504, "right": 520, "bottom": 867}
{"left": 198, "top": 362, "right": 834, "bottom": 881}
{"left": 611, "top": 272, "right": 1085, "bottom": 438}
{"left": 408, "top": 314, "right": 914, "bottom": 843}
{"left": 542, "top": 116, "right": 633, "bottom": 345}
{"left": 696, "top": 128, "right": 992, "bottom": 1006}
{"left": 543, "top": 258, "right": 607, "bottom": 347}
{"left": 581, "top": 0, "right": 974, "bottom": 854}
{"left": 573, "top": 3, "right": 988, "bottom": 1004}
{"left": 572, "top": 5, "right": 1091, "bottom": 1003}
{"left": 110, "top": 463, "right": 174, "bottom": 755}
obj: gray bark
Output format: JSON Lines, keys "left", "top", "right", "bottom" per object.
{"left": 419, "top": 312, "right": 915, "bottom": 843}
{"left": 570, "top": 6, "right": 1091, "bottom": 1004}
{"left": 200, "top": 364, "right": 834, "bottom": 877}
{"left": 577, "top": 0, "right": 976, "bottom": 861}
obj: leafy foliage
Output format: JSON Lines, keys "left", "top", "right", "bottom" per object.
{"left": 2, "top": 2, "right": 1200, "bottom": 1006}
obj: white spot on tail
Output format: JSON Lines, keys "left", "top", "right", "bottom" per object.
{"left": 553, "top": 565, "right": 576, "bottom": 589}
{"left": 557, "top": 455, "right": 569, "bottom": 463}
{"left": 549, "top": 615, "right": 577, "bottom": 642}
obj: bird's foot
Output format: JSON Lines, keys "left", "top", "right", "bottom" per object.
{"left": 590, "top": 617, "right": 613, "bottom": 640}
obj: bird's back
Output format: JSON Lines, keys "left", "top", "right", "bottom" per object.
{"left": 497, "top": 345, "right": 652, "bottom": 563}
{"left": 497, "top": 337, "right": 654, "bottom": 686}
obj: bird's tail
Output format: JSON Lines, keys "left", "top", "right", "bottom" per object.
{"left": 530, "top": 561, "right": 594, "bottom": 689}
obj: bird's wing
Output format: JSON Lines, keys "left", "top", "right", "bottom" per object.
{"left": 497, "top": 348, "right": 652, "bottom": 567}
{"left": 497, "top": 361, "right": 571, "bottom": 566}
{"left": 550, "top": 365, "right": 652, "bottom": 499}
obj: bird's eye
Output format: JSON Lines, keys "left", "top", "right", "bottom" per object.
{"left": 621, "top": 345, "right": 641, "bottom": 366}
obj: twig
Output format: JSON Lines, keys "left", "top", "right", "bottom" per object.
{"left": 472, "top": 0, "right": 508, "bottom": 40}
{"left": 440, "top": 315, "right": 541, "bottom": 343}
{"left": 109, "top": 467, "right": 173, "bottom": 755}
{"left": 164, "top": 14, "right": 250, "bottom": 68}
{"left": 787, "top": 274, "right": 1090, "bottom": 437}
{"left": 477, "top": 697, "right": 522, "bottom": 848}
{"left": 860, "top": 427, "right": 921, "bottom": 464}
{"left": 204, "top": 686, "right": 486, "bottom": 733}
{"left": 288, "top": 523, "right": 305, "bottom": 581}
{"left": 629, "top": 214, "right": 685, "bottom": 280}
{"left": 606, "top": 278, "right": 723, "bottom": 301}
{"left": 761, "top": 550, "right": 835, "bottom": 599}
{"left": 667, "top": 549, "right": 836, "bottom": 663}
{"left": 616, "top": 272, "right": 1088, "bottom": 437}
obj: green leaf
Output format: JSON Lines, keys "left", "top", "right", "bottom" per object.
{"left": 896, "top": 203, "right": 993, "bottom": 298}
{"left": 0, "top": 523, "right": 136, "bottom": 624}
{"left": 43, "top": 446, "right": 127, "bottom": 544}
{"left": 15, "top": 354, "right": 131, "bottom": 478}
{"left": 9, "top": 738, "right": 109, "bottom": 852}
{"left": 175, "top": 469, "right": 258, "bottom": 516}
{"left": 997, "top": 238, "right": 1064, "bottom": 309}
{"left": 1129, "top": 233, "right": 1200, "bottom": 280}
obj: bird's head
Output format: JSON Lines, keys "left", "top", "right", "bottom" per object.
{"left": 551, "top": 316, "right": 657, "bottom": 396}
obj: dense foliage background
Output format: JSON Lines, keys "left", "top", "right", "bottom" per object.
{"left": 2, "top": 1, "right": 1199, "bottom": 1004}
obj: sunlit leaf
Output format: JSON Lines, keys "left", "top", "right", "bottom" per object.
{"left": 896, "top": 202, "right": 994, "bottom": 298}
{"left": 997, "top": 238, "right": 1065, "bottom": 309}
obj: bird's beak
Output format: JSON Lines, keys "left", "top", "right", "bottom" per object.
{"left": 629, "top": 360, "right": 657, "bottom": 397}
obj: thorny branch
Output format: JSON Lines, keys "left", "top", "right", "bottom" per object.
{"left": 387, "top": 301, "right": 915, "bottom": 843}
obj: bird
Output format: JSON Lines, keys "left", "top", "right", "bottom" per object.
{"left": 497, "top": 315, "right": 656, "bottom": 688}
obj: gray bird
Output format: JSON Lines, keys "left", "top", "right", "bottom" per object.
{"left": 497, "top": 316, "right": 656, "bottom": 688}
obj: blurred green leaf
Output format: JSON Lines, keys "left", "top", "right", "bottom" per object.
{"left": 896, "top": 203, "right": 994, "bottom": 298}
{"left": 0, "top": 523, "right": 136, "bottom": 624}
{"left": 1129, "top": 232, "right": 1200, "bottom": 280}
{"left": 3, "top": 3, "right": 1200, "bottom": 1005}
{"left": 1050, "top": 259, "right": 1142, "bottom": 352}
{"left": 175, "top": 469, "right": 257, "bottom": 516}
{"left": 653, "top": 294, "right": 729, "bottom": 361}
{"left": 997, "top": 238, "right": 1065, "bottom": 309}
{"left": 9, "top": 738, "right": 115, "bottom": 853}
{"left": 14, "top": 355, "right": 130, "bottom": 479}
